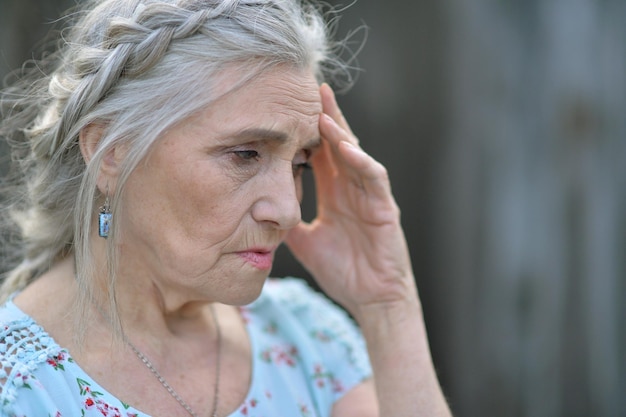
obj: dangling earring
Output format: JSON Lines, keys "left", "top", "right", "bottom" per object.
{"left": 98, "top": 187, "right": 112, "bottom": 238}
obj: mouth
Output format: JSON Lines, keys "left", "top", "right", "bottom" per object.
{"left": 236, "top": 247, "right": 276, "bottom": 270}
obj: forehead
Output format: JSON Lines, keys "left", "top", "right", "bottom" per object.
{"left": 194, "top": 67, "right": 322, "bottom": 142}
{"left": 231, "top": 67, "right": 321, "bottom": 111}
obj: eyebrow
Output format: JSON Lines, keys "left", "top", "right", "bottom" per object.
{"left": 230, "top": 128, "right": 321, "bottom": 149}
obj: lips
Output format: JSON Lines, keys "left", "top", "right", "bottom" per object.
{"left": 236, "top": 248, "right": 276, "bottom": 270}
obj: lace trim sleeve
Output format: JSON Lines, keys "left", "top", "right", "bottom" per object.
{"left": 0, "top": 311, "right": 59, "bottom": 413}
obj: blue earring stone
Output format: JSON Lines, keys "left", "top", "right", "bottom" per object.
{"left": 99, "top": 211, "right": 112, "bottom": 238}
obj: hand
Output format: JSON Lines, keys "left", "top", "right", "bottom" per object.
{"left": 285, "top": 84, "right": 418, "bottom": 318}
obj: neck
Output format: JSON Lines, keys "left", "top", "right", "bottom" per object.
{"left": 86, "top": 235, "right": 218, "bottom": 343}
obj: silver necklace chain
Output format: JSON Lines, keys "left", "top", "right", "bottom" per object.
{"left": 126, "top": 304, "right": 222, "bottom": 417}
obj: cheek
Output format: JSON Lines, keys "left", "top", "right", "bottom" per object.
{"left": 121, "top": 162, "right": 244, "bottom": 242}
{"left": 169, "top": 174, "right": 247, "bottom": 237}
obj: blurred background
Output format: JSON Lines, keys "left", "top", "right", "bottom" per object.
{"left": 1, "top": 0, "right": 624, "bottom": 416}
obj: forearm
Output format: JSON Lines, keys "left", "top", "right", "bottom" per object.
{"left": 355, "top": 293, "right": 452, "bottom": 417}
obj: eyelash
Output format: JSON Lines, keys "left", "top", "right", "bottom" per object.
{"left": 292, "top": 161, "right": 312, "bottom": 177}
{"left": 233, "top": 150, "right": 260, "bottom": 161}
{"left": 232, "top": 148, "right": 312, "bottom": 176}
{"left": 293, "top": 149, "right": 312, "bottom": 176}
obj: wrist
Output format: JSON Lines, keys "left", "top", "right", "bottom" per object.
{"left": 353, "top": 289, "right": 452, "bottom": 417}
{"left": 352, "top": 293, "right": 424, "bottom": 340}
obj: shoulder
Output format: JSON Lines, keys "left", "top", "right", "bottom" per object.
{"left": 250, "top": 278, "right": 361, "bottom": 344}
{"left": 254, "top": 277, "right": 331, "bottom": 310}
{"left": 253, "top": 277, "right": 345, "bottom": 319}
{"left": 247, "top": 277, "right": 372, "bottom": 389}
{"left": 0, "top": 300, "right": 65, "bottom": 416}
{"left": 0, "top": 299, "right": 58, "bottom": 360}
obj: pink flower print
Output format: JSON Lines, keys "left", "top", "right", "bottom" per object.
{"left": 281, "top": 346, "right": 298, "bottom": 367}
{"left": 264, "top": 390, "right": 272, "bottom": 399}
{"left": 47, "top": 357, "right": 59, "bottom": 369}
{"left": 311, "top": 364, "right": 343, "bottom": 393}
{"left": 311, "top": 330, "right": 333, "bottom": 343}
{"left": 94, "top": 400, "right": 122, "bottom": 417}
{"left": 299, "top": 402, "right": 311, "bottom": 417}
{"left": 239, "top": 398, "right": 259, "bottom": 415}
{"left": 77, "top": 376, "right": 110, "bottom": 416}
{"left": 13, "top": 372, "right": 32, "bottom": 390}
{"left": 263, "top": 321, "right": 278, "bottom": 334}
{"left": 332, "top": 378, "right": 345, "bottom": 393}
{"left": 313, "top": 365, "right": 326, "bottom": 388}
{"left": 47, "top": 352, "right": 71, "bottom": 371}
{"left": 259, "top": 344, "right": 299, "bottom": 367}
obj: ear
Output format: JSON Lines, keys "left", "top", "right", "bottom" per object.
{"left": 79, "top": 123, "right": 126, "bottom": 193}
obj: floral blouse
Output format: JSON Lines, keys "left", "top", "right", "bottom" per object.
{"left": 0, "top": 278, "right": 372, "bottom": 417}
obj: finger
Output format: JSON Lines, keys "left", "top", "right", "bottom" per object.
{"left": 337, "top": 140, "right": 393, "bottom": 199}
{"left": 319, "top": 112, "right": 362, "bottom": 172}
{"left": 320, "top": 113, "right": 392, "bottom": 199}
{"left": 320, "top": 83, "right": 357, "bottom": 142}
{"left": 309, "top": 137, "right": 337, "bottom": 204}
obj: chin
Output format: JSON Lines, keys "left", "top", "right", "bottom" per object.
{"left": 218, "top": 275, "right": 269, "bottom": 306}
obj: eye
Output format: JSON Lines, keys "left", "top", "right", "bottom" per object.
{"left": 292, "top": 149, "right": 312, "bottom": 177}
{"left": 233, "top": 150, "right": 260, "bottom": 161}
{"left": 292, "top": 161, "right": 312, "bottom": 177}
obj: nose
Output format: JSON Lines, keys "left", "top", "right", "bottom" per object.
{"left": 251, "top": 165, "right": 302, "bottom": 230}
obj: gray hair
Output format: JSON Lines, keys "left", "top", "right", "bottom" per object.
{"left": 0, "top": 0, "right": 358, "bottom": 339}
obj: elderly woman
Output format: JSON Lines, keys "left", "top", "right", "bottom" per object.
{"left": 0, "top": 0, "right": 451, "bottom": 416}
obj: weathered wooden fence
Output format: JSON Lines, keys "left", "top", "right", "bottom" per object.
{"left": 436, "top": 1, "right": 626, "bottom": 416}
